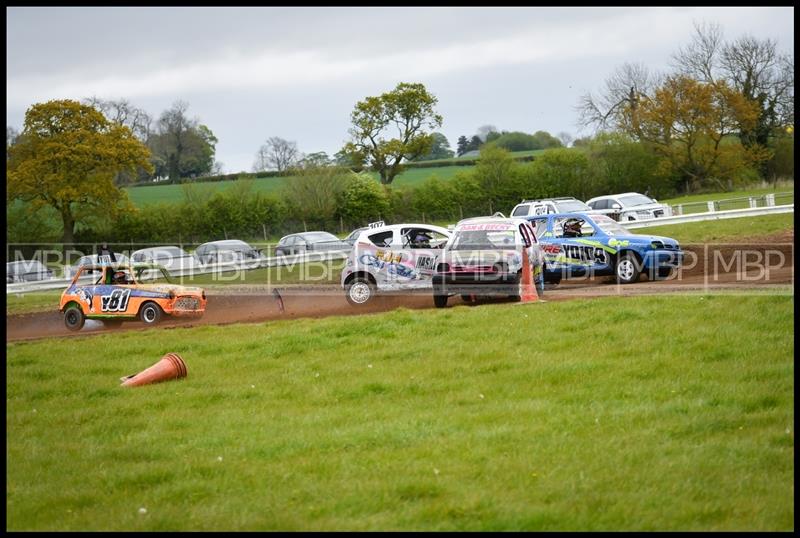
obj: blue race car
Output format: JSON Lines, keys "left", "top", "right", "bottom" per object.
{"left": 527, "top": 212, "right": 683, "bottom": 284}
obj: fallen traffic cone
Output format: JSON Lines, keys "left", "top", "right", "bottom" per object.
{"left": 120, "top": 353, "right": 187, "bottom": 387}
{"left": 519, "top": 249, "right": 539, "bottom": 303}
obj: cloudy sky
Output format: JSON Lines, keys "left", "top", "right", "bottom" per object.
{"left": 6, "top": 6, "right": 794, "bottom": 173}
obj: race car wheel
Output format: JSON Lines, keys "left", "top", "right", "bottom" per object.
{"left": 345, "top": 278, "right": 375, "bottom": 306}
{"left": 616, "top": 253, "right": 641, "bottom": 284}
{"left": 433, "top": 294, "right": 448, "bottom": 308}
{"left": 102, "top": 319, "right": 123, "bottom": 329}
{"left": 64, "top": 305, "right": 85, "bottom": 332}
{"left": 139, "top": 301, "right": 163, "bottom": 326}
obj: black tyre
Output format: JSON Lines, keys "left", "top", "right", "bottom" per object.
{"left": 460, "top": 294, "right": 475, "bottom": 303}
{"left": 615, "top": 253, "right": 641, "bottom": 284}
{"left": 345, "top": 277, "right": 376, "bottom": 306}
{"left": 544, "top": 263, "right": 562, "bottom": 285}
{"left": 64, "top": 305, "right": 85, "bottom": 332}
{"left": 139, "top": 301, "right": 163, "bottom": 326}
{"left": 102, "top": 319, "right": 123, "bottom": 329}
{"left": 656, "top": 266, "right": 676, "bottom": 280}
{"left": 433, "top": 294, "right": 448, "bottom": 308}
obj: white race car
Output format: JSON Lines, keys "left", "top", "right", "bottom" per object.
{"left": 341, "top": 222, "right": 452, "bottom": 305}
{"left": 432, "top": 216, "right": 544, "bottom": 308}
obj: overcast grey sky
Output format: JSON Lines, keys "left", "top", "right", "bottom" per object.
{"left": 6, "top": 6, "right": 794, "bottom": 173}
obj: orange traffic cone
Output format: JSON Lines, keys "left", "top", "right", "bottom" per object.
{"left": 519, "top": 249, "right": 539, "bottom": 303}
{"left": 120, "top": 353, "right": 187, "bottom": 387}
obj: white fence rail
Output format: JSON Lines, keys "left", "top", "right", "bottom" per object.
{"left": 623, "top": 203, "right": 794, "bottom": 230}
{"left": 670, "top": 191, "right": 793, "bottom": 215}
{"left": 7, "top": 249, "right": 348, "bottom": 295}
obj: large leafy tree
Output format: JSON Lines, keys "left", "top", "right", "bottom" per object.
{"left": 342, "top": 82, "right": 443, "bottom": 184}
{"left": 7, "top": 99, "right": 152, "bottom": 244}
{"left": 636, "top": 75, "right": 766, "bottom": 191}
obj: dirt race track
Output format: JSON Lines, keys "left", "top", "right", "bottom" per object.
{"left": 6, "top": 239, "right": 794, "bottom": 343}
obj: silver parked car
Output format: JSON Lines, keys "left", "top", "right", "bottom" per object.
{"left": 274, "top": 231, "right": 352, "bottom": 256}
{"left": 344, "top": 227, "right": 369, "bottom": 246}
{"left": 586, "top": 192, "right": 673, "bottom": 221}
{"left": 510, "top": 197, "right": 599, "bottom": 217}
{"left": 7, "top": 260, "right": 55, "bottom": 283}
{"left": 66, "top": 253, "right": 130, "bottom": 278}
{"left": 130, "top": 246, "right": 200, "bottom": 273}
{"left": 195, "top": 239, "right": 264, "bottom": 265}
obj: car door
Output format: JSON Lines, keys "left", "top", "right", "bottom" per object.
{"left": 397, "top": 226, "right": 450, "bottom": 289}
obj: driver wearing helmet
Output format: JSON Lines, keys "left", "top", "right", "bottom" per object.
{"left": 563, "top": 218, "right": 583, "bottom": 238}
{"left": 112, "top": 270, "right": 130, "bottom": 285}
{"left": 413, "top": 231, "right": 432, "bottom": 248}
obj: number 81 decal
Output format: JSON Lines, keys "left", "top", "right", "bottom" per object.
{"left": 101, "top": 289, "right": 132, "bottom": 312}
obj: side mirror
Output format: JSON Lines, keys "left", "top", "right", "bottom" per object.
{"left": 612, "top": 203, "right": 622, "bottom": 210}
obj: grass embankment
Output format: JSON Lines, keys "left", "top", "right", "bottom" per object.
{"left": 662, "top": 185, "right": 794, "bottom": 206}
{"left": 125, "top": 166, "right": 474, "bottom": 207}
{"left": 6, "top": 294, "right": 794, "bottom": 531}
{"left": 643, "top": 213, "right": 794, "bottom": 244}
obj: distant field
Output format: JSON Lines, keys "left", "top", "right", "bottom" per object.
{"left": 125, "top": 166, "right": 475, "bottom": 207}
{"left": 6, "top": 293, "right": 794, "bottom": 530}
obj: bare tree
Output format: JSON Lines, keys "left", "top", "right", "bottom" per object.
{"left": 671, "top": 22, "right": 794, "bottom": 148}
{"left": 671, "top": 21, "right": 724, "bottom": 84}
{"left": 83, "top": 96, "right": 152, "bottom": 142}
{"left": 153, "top": 100, "right": 196, "bottom": 182}
{"left": 576, "top": 62, "right": 661, "bottom": 136}
{"left": 253, "top": 137, "right": 301, "bottom": 173}
{"left": 556, "top": 131, "right": 574, "bottom": 147}
{"left": 476, "top": 124, "right": 499, "bottom": 142}
{"left": 7, "top": 126, "right": 20, "bottom": 159}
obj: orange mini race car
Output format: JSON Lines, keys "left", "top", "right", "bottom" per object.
{"left": 59, "top": 262, "right": 207, "bottom": 331}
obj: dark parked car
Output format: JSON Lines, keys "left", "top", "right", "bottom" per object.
{"left": 7, "top": 260, "right": 55, "bottom": 283}
{"left": 274, "top": 231, "right": 352, "bottom": 256}
{"left": 195, "top": 240, "right": 263, "bottom": 265}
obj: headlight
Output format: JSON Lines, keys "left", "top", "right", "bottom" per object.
{"left": 651, "top": 241, "right": 664, "bottom": 249}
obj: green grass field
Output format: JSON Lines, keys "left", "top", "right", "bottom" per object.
{"left": 125, "top": 166, "right": 475, "bottom": 207}
{"left": 6, "top": 293, "right": 794, "bottom": 531}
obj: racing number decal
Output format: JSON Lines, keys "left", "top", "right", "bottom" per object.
{"left": 101, "top": 289, "right": 132, "bottom": 312}
{"left": 415, "top": 255, "right": 436, "bottom": 271}
{"left": 561, "top": 244, "right": 609, "bottom": 264}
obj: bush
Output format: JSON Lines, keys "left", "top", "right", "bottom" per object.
{"left": 336, "top": 172, "right": 391, "bottom": 225}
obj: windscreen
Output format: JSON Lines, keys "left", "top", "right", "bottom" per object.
{"left": 557, "top": 200, "right": 591, "bottom": 212}
{"left": 618, "top": 194, "right": 655, "bottom": 207}
{"left": 450, "top": 229, "right": 517, "bottom": 250}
